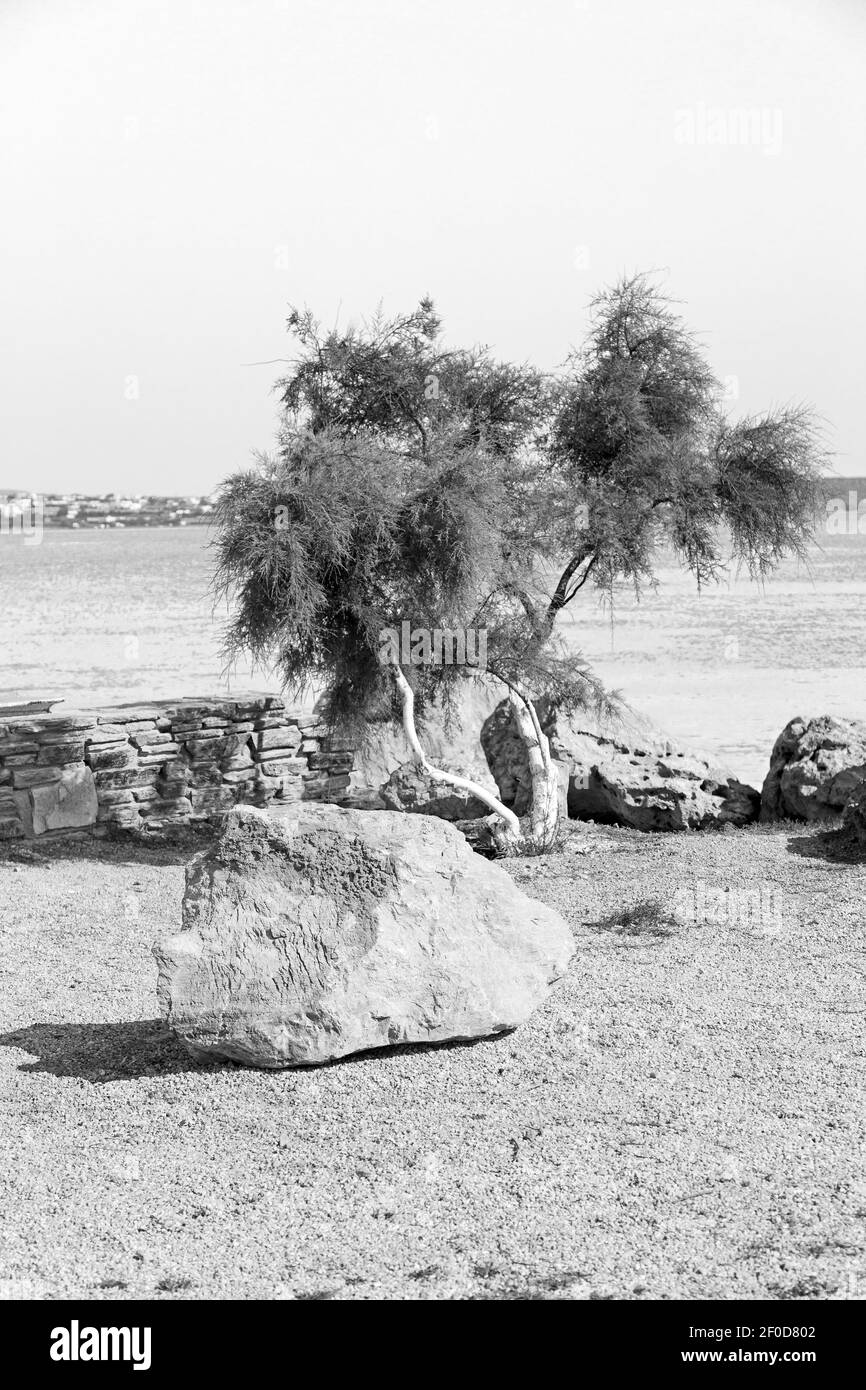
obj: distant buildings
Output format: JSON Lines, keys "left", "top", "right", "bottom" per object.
{"left": 0, "top": 492, "right": 217, "bottom": 529}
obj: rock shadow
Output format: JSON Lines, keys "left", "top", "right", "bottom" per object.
{"left": 0, "top": 825, "right": 217, "bottom": 870}
{"left": 0, "top": 1018, "right": 508, "bottom": 1081}
{"left": 0, "top": 1019, "right": 227, "bottom": 1082}
{"left": 785, "top": 825, "right": 864, "bottom": 866}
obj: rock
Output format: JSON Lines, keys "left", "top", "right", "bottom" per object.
{"left": 189, "top": 787, "right": 240, "bottom": 814}
{"left": 27, "top": 766, "right": 98, "bottom": 835}
{"left": 153, "top": 803, "right": 573, "bottom": 1068}
{"left": 258, "top": 758, "right": 307, "bottom": 777}
{"left": 136, "top": 742, "right": 181, "bottom": 760}
{"left": 93, "top": 705, "right": 164, "bottom": 725}
{"left": 157, "top": 764, "right": 192, "bottom": 790}
{"left": 346, "top": 681, "right": 503, "bottom": 804}
{"left": 761, "top": 716, "right": 866, "bottom": 822}
{"left": 97, "top": 803, "right": 141, "bottom": 829}
{"left": 5, "top": 711, "right": 94, "bottom": 734}
{"left": 35, "top": 741, "right": 85, "bottom": 766}
{"left": 142, "top": 795, "right": 192, "bottom": 826}
{"left": 95, "top": 767, "right": 159, "bottom": 791}
{"left": 0, "top": 698, "right": 64, "bottom": 717}
{"left": 0, "top": 739, "right": 39, "bottom": 756}
{"left": 190, "top": 766, "right": 223, "bottom": 788}
{"left": 379, "top": 760, "right": 492, "bottom": 821}
{"left": 98, "top": 788, "right": 136, "bottom": 806}
{"left": 11, "top": 765, "right": 64, "bottom": 790}
{"left": 579, "top": 751, "right": 759, "bottom": 832}
{"left": 257, "top": 726, "right": 301, "bottom": 752}
{"left": 307, "top": 751, "right": 352, "bottom": 771}
{"left": 130, "top": 731, "right": 175, "bottom": 748}
{"left": 481, "top": 698, "right": 759, "bottom": 833}
{"left": 85, "top": 724, "right": 133, "bottom": 745}
{"left": 87, "top": 745, "right": 137, "bottom": 771}
{"left": 453, "top": 817, "right": 498, "bottom": 857}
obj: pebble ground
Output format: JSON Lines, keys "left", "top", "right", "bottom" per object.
{"left": 0, "top": 818, "right": 863, "bottom": 1301}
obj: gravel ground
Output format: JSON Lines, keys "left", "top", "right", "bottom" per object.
{"left": 0, "top": 819, "right": 864, "bottom": 1302}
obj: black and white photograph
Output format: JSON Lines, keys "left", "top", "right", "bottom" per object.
{"left": 1, "top": 0, "right": 864, "bottom": 1347}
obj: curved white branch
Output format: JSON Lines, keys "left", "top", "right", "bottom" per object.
{"left": 391, "top": 663, "right": 521, "bottom": 836}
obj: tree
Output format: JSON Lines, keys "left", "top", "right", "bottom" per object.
{"left": 213, "top": 301, "right": 578, "bottom": 851}
{"left": 213, "top": 276, "right": 826, "bottom": 853}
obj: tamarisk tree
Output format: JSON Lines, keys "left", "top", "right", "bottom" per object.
{"left": 213, "top": 277, "right": 825, "bottom": 853}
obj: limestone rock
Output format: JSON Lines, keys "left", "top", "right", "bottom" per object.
{"left": 28, "top": 766, "right": 98, "bottom": 835}
{"left": 573, "top": 747, "right": 759, "bottom": 832}
{"left": 153, "top": 803, "right": 573, "bottom": 1067}
{"left": 453, "top": 816, "right": 498, "bottom": 857}
{"left": 379, "top": 760, "right": 492, "bottom": 821}
{"left": 761, "top": 716, "right": 866, "bottom": 822}
{"left": 481, "top": 698, "right": 759, "bottom": 832}
{"left": 345, "top": 682, "right": 502, "bottom": 804}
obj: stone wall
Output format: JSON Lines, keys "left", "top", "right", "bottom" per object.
{"left": 0, "top": 694, "right": 354, "bottom": 840}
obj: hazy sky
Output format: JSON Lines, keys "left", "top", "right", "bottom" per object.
{"left": 2, "top": 0, "right": 864, "bottom": 495}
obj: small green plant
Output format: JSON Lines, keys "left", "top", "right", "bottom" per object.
{"left": 766, "top": 1275, "right": 834, "bottom": 1301}
{"left": 593, "top": 898, "right": 678, "bottom": 938}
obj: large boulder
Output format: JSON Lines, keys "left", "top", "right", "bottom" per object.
{"left": 345, "top": 681, "right": 502, "bottom": 806}
{"left": 761, "top": 716, "right": 866, "bottom": 822}
{"left": 153, "top": 803, "right": 573, "bottom": 1068}
{"left": 481, "top": 699, "right": 759, "bottom": 832}
{"left": 379, "top": 760, "right": 491, "bottom": 821}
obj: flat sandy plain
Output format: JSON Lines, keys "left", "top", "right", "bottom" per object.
{"left": 1, "top": 819, "right": 863, "bottom": 1302}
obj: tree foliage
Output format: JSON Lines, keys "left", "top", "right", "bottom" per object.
{"left": 213, "top": 275, "right": 826, "bottom": 748}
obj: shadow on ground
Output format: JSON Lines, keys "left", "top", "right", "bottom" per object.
{"left": 0, "top": 1019, "right": 225, "bottom": 1081}
{"left": 786, "top": 825, "right": 865, "bottom": 866}
{"left": 0, "top": 826, "right": 217, "bottom": 870}
{"left": 0, "top": 1019, "right": 503, "bottom": 1082}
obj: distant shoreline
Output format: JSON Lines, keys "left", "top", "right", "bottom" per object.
{"left": 34, "top": 517, "right": 213, "bottom": 530}
{"left": 0, "top": 493, "right": 216, "bottom": 531}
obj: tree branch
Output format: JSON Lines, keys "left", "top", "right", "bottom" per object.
{"left": 390, "top": 662, "right": 521, "bottom": 835}
{"left": 543, "top": 549, "right": 596, "bottom": 631}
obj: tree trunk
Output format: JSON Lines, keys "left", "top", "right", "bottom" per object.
{"left": 507, "top": 687, "right": 561, "bottom": 852}
{"left": 390, "top": 663, "right": 523, "bottom": 849}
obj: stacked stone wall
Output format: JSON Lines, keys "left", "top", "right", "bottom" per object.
{"left": 0, "top": 694, "right": 353, "bottom": 840}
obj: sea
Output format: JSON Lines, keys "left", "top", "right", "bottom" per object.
{"left": 1, "top": 520, "right": 864, "bottom": 789}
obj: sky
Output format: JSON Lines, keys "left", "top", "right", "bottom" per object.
{"left": 1, "top": 0, "right": 864, "bottom": 495}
